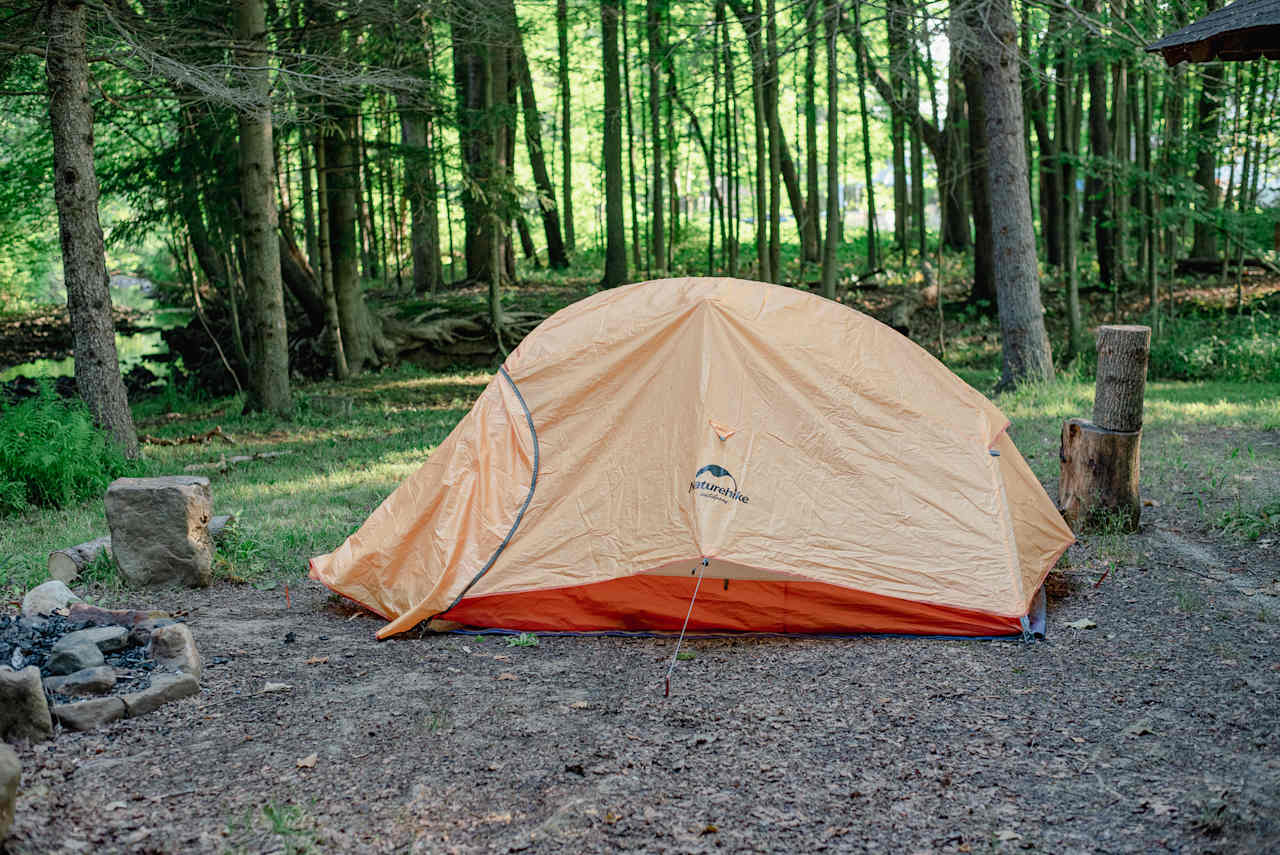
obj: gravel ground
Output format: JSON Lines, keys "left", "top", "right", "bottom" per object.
{"left": 3, "top": 519, "right": 1277, "bottom": 854}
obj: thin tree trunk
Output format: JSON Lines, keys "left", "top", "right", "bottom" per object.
{"left": 623, "top": 2, "right": 642, "bottom": 271}
{"left": 1085, "top": 0, "right": 1115, "bottom": 288}
{"left": 963, "top": 56, "right": 995, "bottom": 306}
{"left": 398, "top": 91, "right": 443, "bottom": 293}
{"left": 557, "top": 0, "right": 575, "bottom": 252}
{"left": 647, "top": 0, "right": 666, "bottom": 273}
{"left": 853, "top": 0, "right": 877, "bottom": 269}
{"left": 514, "top": 34, "right": 569, "bottom": 269}
{"left": 300, "top": 132, "right": 318, "bottom": 266}
{"left": 803, "top": 0, "right": 821, "bottom": 266}
{"left": 235, "top": 0, "right": 291, "bottom": 415}
{"left": 888, "top": 0, "right": 909, "bottom": 251}
{"left": 602, "top": 0, "right": 627, "bottom": 287}
{"left": 314, "top": 132, "right": 348, "bottom": 378}
{"left": 820, "top": 0, "right": 839, "bottom": 298}
{"left": 45, "top": 0, "right": 138, "bottom": 457}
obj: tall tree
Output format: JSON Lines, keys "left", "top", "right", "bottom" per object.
{"left": 1190, "top": 0, "right": 1223, "bottom": 259}
{"left": 802, "top": 0, "right": 821, "bottom": 266}
{"left": 397, "top": 13, "right": 444, "bottom": 293}
{"left": 235, "top": 0, "right": 291, "bottom": 414}
{"left": 820, "top": 0, "right": 839, "bottom": 299}
{"left": 602, "top": 0, "right": 627, "bottom": 287}
{"left": 1084, "top": 0, "right": 1116, "bottom": 287}
{"left": 647, "top": 0, "right": 666, "bottom": 273}
{"left": 556, "top": 0, "right": 575, "bottom": 251}
{"left": 45, "top": 0, "right": 138, "bottom": 457}
{"left": 974, "top": 0, "right": 1055, "bottom": 388}
{"left": 514, "top": 30, "right": 569, "bottom": 269}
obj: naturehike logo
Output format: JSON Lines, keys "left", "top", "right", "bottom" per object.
{"left": 689, "top": 464, "right": 749, "bottom": 504}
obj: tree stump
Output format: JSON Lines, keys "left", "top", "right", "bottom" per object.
{"left": 1059, "top": 325, "right": 1151, "bottom": 533}
{"left": 1059, "top": 419, "right": 1142, "bottom": 531}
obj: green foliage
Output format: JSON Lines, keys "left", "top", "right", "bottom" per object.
{"left": 1217, "top": 499, "right": 1280, "bottom": 541}
{"left": 507, "top": 631, "right": 539, "bottom": 647}
{"left": 0, "top": 385, "right": 135, "bottom": 516}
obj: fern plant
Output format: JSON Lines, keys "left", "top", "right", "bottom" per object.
{"left": 0, "top": 384, "right": 134, "bottom": 515}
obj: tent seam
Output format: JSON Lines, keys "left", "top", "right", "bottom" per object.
{"left": 435, "top": 365, "right": 540, "bottom": 618}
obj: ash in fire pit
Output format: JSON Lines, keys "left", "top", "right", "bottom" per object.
{"left": 0, "top": 584, "right": 202, "bottom": 738}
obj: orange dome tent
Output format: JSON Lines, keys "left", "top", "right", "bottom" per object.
{"left": 310, "top": 278, "right": 1073, "bottom": 639}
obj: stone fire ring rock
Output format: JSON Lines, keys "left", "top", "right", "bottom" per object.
{"left": 48, "top": 623, "right": 203, "bottom": 733}
{"left": 0, "top": 742, "right": 18, "bottom": 842}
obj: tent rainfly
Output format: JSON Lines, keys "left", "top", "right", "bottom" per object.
{"left": 1146, "top": 0, "right": 1280, "bottom": 64}
{"left": 311, "top": 278, "right": 1074, "bottom": 639}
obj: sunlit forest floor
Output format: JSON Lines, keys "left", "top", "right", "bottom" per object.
{"left": 2, "top": 257, "right": 1278, "bottom": 852}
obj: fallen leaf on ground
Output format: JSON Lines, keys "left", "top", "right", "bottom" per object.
{"left": 569, "top": 701, "right": 590, "bottom": 709}
{"left": 296, "top": 753, "right": 317, "bottom": 768}
{"left": 305, "top": 656, "right": 329, "bottom": 665}
{"left": 1064, "top": 618, "right": 1097, "bottom": 629}
{"left": 494, "top": 654, "right": 511, "bottom": 661}
{"left": 994, "top": 829, "right": 1021, "bottom": 841}
{"left": 497, "top": 672, "right": 518, "bottom": 681}
{"left": 262, "top": 682, "right": 291, "bottom": 693}
{"left": 1124, "top": 719, "right": 1155, "bottom": 737}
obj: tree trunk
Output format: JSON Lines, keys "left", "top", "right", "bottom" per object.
{"left": 820, "top": 0, "right": 839, "bottom": 299}
{"left": 45, "top": 0, "right": 138, "bottom": 458}
{"left": 623, "top": 2, "right": 643, "bottom": 271}
{"left": 766, "top": 0, "right": 782, "bottom": 280}
{"left": 1084, "top": 0, "right": 1115, "bottom": 288}
{"left": 314, "top": 135, "right": 348, "bottom": 378}
{"left": 941, "top": 64, "right": 969, "bottom": 251}
{"left": 852, "top": 0, "right": 877, "bottom": 269}
{"left": 887, "top": 0, "right": 909, "bottom": 250}
{"left": 236, "top": 0, "right": 291, "bottom": 415}
{"left": 975, "top": 0, "right": 1054, "bottom": 389}
{"left": 962, "top": 56, "right": 996, "bottom": 306}
{"left": 514, "top": 38, "right": 569, "bottom": 270}
{"left": 324, "top": 110, "right": 376, "bottom": 371}
{"left": 398, "top": 96, "right": 443, "bottom": 293}
{"left": 557, "top": 0, "right": 575, "bottom": 252}
{"left": 647, "top": 0, "right": 666, "bottom": 273}
{"left": 802, "top": 0, "right": 821, "bottom": 266}
{"left": 300, "top": 132, "right": 319, "bottom": 266}
{"left": 602, "top": 0, "right": 627, "bottom": 288}
{"left": 1191, "top": 51, "right": 1224, "bottom": 259}
{"left": 452, "top": 6, "right": 507, "bottom": 285}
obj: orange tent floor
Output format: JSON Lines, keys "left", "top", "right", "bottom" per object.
{"left": 437, "top": 573, "right": 1025, "bottom": 637}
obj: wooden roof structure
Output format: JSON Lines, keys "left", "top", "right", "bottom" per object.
{"left": 1145, "top": 0, "right": 1280, "bottom": 64}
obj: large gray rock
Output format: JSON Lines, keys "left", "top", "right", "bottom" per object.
{"left": 105, "top": 475, "right": 214, "bottom": 587}
{"left": 0, "top": 742, "right": 17, "bottom": 841}
{"left": 45, "top": 641, "right": 105, "bottom": 676}
{"left": 0, "top": 667, "right": 53, "bottom": 744}
{"left": 21, "top": 580, "right": 81, "bottom": 617}
{"left": 122, "top": 673, "right": 199, "bottom": 718}
{"left": 149, "top": 623, "right": 201, "bottom": 681}
{"left": 55, "top": 625, "right": 129, "bottom": 654}
{"left": 51, "top": 697, "right": 126, "bottom": 732}
{"left": 43, "top": 666, "right": 117, "bottom": 697}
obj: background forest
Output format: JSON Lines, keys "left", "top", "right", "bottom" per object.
{"left": 0, "top": 0, "right": 1277, "bottom": 457}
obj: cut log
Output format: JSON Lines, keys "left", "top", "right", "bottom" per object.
{"left": 48, "top": 536, "right": 112, "bottom": 583}
{"left": 1174, "top": 256, "right": 1278, "bottom": 276}
{"left": 1059, "top": 418, "right": 1141, "bottom": 533}
{"left": 1092, "top": 325, "right": 1151, "bottom": 432}
{"left": 46, "top": 515, "right": 233, "bottom": 584}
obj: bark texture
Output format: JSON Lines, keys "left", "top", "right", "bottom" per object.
{"left": 1059, "top": 419, "right": 1142, "bottom": 533}
{"left": 1092, "top": 325, "right": 1150, "bottom": 432}
{"left": 975, "top": 0, "right": 1053, "bottom": 388}
{"left": 45, "top": 0, "right": 139, "bottom": 458}
{"left": 601, "top": 0, "right": 627, "bottom": 288}
{"left": 235, "top": 0, "right": 291, "bottom": 415}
